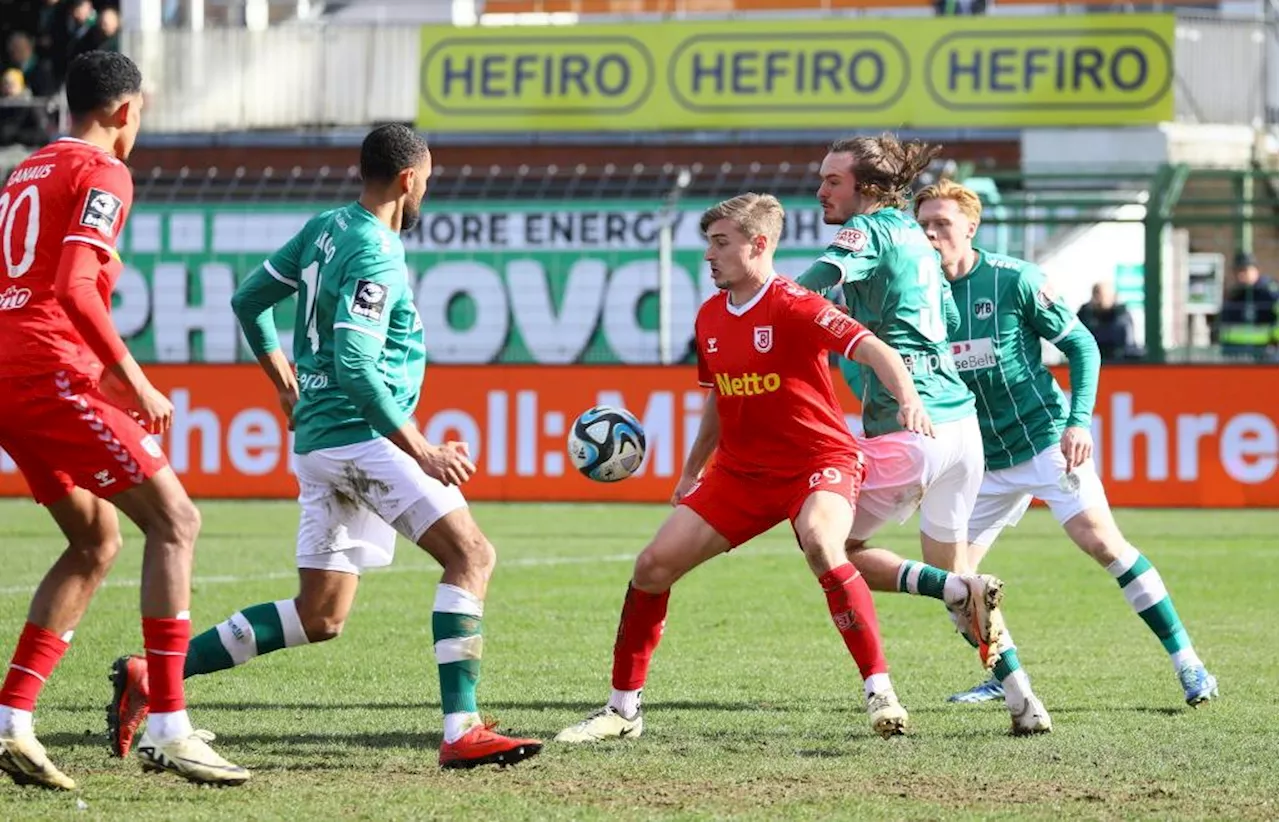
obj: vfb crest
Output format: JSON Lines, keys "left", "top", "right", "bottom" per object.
{"left": 973, "top": 298, "right": 995, "bottom": 320}
{"left": 753, "top": 326, "right": 774, "bottom": 353}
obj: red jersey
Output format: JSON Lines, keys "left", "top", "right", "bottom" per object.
{"left": 696, "top": 274, "right": 871, "bottom": 478}
{"left": 0, "top": 138, "right": 132, "bottom": 380}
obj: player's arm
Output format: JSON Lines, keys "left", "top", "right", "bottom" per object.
{"left": 55, "top": 163, "right": 172, "bottom": 433}
{"left": 332, "top": 267, "right": 474, "bottom": 486}
{"left": 1019, "top": 267, "right": 1100, "bottom": 469}
{"left": 795, "top": 223, "right": 879, "bottom": 294}
{"left": 801, "top": 299, "right": 932, "bottom": 436}
{"left": 231, "top": 233, "right": 308, "bottom": 424}
{"left": 942, "top": 279, "right": 962, "bottom": 337}
{"left": 672, "top": 335, "right": 721, "bottom": 504}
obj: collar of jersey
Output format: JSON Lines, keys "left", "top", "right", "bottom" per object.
{"left": 725, "top": 273, "right": 776, "bottom": 317}
{"left": 951, "top": 247, "right": 987, "bottom": 284}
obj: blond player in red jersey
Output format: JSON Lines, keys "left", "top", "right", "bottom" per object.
{"left": 558, "top": 193, "right": 940, "bottom": 744}
{"left": 0, "top": 52, "right": 247, "bottom": 788}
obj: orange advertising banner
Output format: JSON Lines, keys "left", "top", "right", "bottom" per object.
{"left": 0, "top": 365, "right": 1275, "bottom": 507}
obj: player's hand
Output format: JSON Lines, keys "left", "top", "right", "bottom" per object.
{"left": 671, "top": 473, "right": 699, "bottom": 506}
{"left": 1060, "top": 426, "right": 1093, "bottom": 471}
{"left": 100, "top": 372, "right": 174, "bottom": 435}
{"left": 897, "top": 399, "right": 934, "bottom": 438}
{"left": 420, "top": 441, "right": 476, "bottom": 486}
{"left": 278, "top": 384, "right": 300, "bottom": 431}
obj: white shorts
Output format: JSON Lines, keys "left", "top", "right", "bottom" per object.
{"left": 294, "top": 438, "right": 468, "bottom": 575}
{"left": 967, "top": 445, "right": 1109, "bottom": 548}
{"left": 852, "top": 415, "right": 984, "bottom": 543}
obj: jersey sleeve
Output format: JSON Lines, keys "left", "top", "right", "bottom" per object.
{"left": 333, "top": 260, "right": 409, "bottom": 435}
{"left": 262, "top": 223, "right": 306, "bottom": 285}
{"left": 942, "top": 279, "right": 962, "bottom": 337}
{"left": 814, "top": 220, "right": 879, "bottom": 284}
{"left": 791, "top": 292, "right": 873, "bottom": 360}
{"left": 1016, "top": 266, "right": 1078, "bottom": 344}
{"left": 695, "top": 314, "right": 713, "bottom": 388}
{"left": 53, "top": 160, "right": 133, "bottom": 368}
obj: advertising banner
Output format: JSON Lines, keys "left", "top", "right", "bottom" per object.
{"left": 1, "top": 365, "right": 1272, "bottom": 508}
{"left": 109, "top": 203, "right": 833, "bottom": 364}
{"left": 417, "top": 15, "right": 1175, "bottom": 132}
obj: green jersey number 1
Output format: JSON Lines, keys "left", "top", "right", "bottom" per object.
{"left": 300, "top": 261, "right": 321, "bottom": 354}
{"left": 917, "top": 257, "right": 946, "bottom": 343}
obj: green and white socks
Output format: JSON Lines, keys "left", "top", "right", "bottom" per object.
{"left": 433, "top": 584, "right": 484, "bottom": 744}
{"left": 896, "top": 559, "right": 970, "bottom": 605}
{"left": 185, "top": 600, "right": 310, "bottom": 678}
{"left": 1106, "top": 545, "right": 1203, "bottom": 672}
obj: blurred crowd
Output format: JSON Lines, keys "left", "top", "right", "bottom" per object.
{"left": 1, "top": 0, "right": 120, "bottom": 148}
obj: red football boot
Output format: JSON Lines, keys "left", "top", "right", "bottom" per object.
{"left": 107, "top": 654, "right": 150, "bottom": 757}
{"left": 438, "top": 720, "right": 542, "bottom": 770}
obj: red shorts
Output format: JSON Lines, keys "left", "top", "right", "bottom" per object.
{"left": 681, "top": 454, "right": 866, "bottom": 548}
{"left": 0, "top": 371, "right": 168, "bottom": 505}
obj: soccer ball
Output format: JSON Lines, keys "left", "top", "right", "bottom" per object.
{"left": 567, "top": 406, "right": 646, "bottom": 482}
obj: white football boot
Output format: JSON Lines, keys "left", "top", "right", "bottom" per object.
{"left": 867, "top": 690, "right": 908, "bottom": 739}
{"left": 1009, "top": 695, "right": 1053, "bottom": 736}
{"left": 135, "top": 728, "right": 250, "bottom": 785}
{"left": 0, "top": 732, "right": 76, "bottom": 790}
{"left": 946, "top": 574, "right": 1008, "bottom": 665}
{"left": 555, "top": 706, "right": 643, "bottom": 743}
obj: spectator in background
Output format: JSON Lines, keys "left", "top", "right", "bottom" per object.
{"left": 36, "top": 0, "right": 71, "bottom": 81}
{"left": 0, "top": 68, "right": 49, "bottom": 148}
{"left": 1078, "top": 281, "right": 1140, "bottom": 361}
{"left": 72, "top": 7, "right": 120, "bottom": 60}
{"left": 6, "top": 32, "right": 55, "bottom": 97}
{"left": 1218, "top": 251, "right": 1279, "bottom": 361}
{"left": 66, "top": 0, "right": 99, "bottom": 69}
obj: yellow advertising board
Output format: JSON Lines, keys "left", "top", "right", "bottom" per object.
{"left": 417, "top": 15, "right": 1174, "bottom": 132}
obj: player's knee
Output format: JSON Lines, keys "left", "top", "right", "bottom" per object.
{"left": 456, "top": 530, "right": 496, "bottom": 579}
{"left": 152, "top": 497, "right": 201, "bottom": 549}
{"left": 632, "top": 547, "right": 677, "bottom": 593}
{"left": 67, "top": 530, "right": 123, "bottom": 577}
{"left": 844, "top": 537, "right": 868, "bottom": 557}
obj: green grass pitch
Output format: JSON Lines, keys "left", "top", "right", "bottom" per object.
{"left": 0, "top": 500, "right": 1276, "bottom": 820}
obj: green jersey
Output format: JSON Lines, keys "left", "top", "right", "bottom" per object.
{"left": 231, "top": 203, "right": 425, "bottom": 454}
{"left": 947, "top": 249, "right": 1100, "bottom": 470}
{"left": 797, "top": 207, "right": 974, "bottom": 437}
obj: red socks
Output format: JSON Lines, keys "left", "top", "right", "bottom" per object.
{"left": 819, "top": 563, "right": 888, "bottom": 679}
{"left": 611, "top": 584, "right": 670, "bottom": 691}
{"left": 0, "top": 622, "right": 69, "bottom": 712}
{"left": 143, "top": 617, "right": 190, "bottom": 714}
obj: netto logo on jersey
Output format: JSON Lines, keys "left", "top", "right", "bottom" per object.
{"left": 973, "top": 298, "right": 995, "bottom": 320}
{"left": 0, "top": 286, "right": 32, "bottom": 311}
{"left": 714, "top": 372, "right": 781, "bottom": 397}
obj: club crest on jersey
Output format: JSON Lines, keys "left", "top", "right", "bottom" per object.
{"left": 973, "top": 298, "right": 995, "bottom": 320}
{"left": 351, "top": 279, "right": 388, "bottom": 321}
{"left": 79, "top": 188, "right": 122, "bottom": 237}
{"left": 814, "top": 306, "right": 855, "bottom": 337}
{"left": 831, "top": 228, "right": 868, "bottom": 253}
{"left": 753, "top": 326, "right": 774, "bottom": 353}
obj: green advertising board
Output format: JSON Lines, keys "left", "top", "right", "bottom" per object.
{"left": 113, "top": 202, "right": 835, "bottom": 364}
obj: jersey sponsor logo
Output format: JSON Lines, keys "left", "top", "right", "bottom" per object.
{"left": 351, "top": 279, "right": 388, "bottom": 321}
{"left": 0, "top": 285, "right": 32, "bottom": 311}
{"left": 950, "top": 338, "right": 996, "bottom": 372}
{"left": 902, "top": 350, "right": 957, "bottom": 377}
{"left": 815, "top": 306, "right": 855, "bottom": 337}
{"left": 753, "top": 325, "right": 774, "bottom": 353}
{"left": 830, "top": 227, "right": 868, "bottom": 253}
{"left": 714, "top": 371, "right": 781, "bottom": 397}
{"left": 298, "top": 372, "right": 330, "bottom": 391}
{"left": 79, "top": 188, "right": 123, "bottom": 237}
{"left": 973, "top": 298, "right": 995, "bottom": 320}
